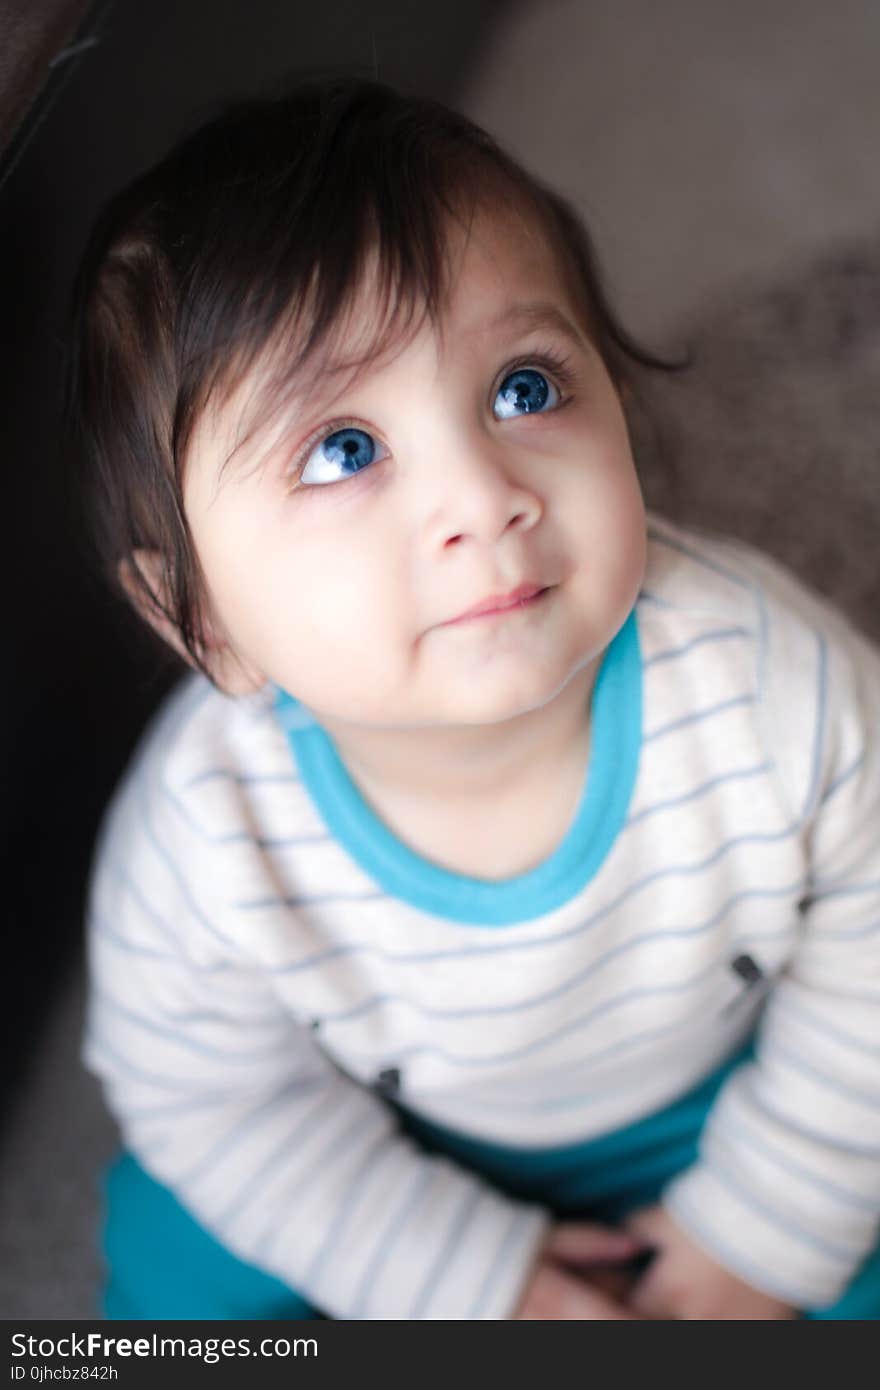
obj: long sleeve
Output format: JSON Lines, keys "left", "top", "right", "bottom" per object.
{"left": 82, "top": 702, "right": 548, "bottom": 1321}
{"left": 663, "top": 550, "right": 880, "bottom": 1308}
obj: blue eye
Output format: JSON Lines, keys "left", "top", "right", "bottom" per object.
{"left": 493, "top": 367, "right": 560, "bottom": 420}
{"left": 300, "top": 427, "right": 383, "bottom": 486}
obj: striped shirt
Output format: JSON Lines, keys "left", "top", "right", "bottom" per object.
{"left": 82, "top": 511, "right": 880, "bottom": 1317}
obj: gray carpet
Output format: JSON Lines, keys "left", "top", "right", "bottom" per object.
{"left": 2, "top": 236, "right": 878, "bottom": 1319}
{"left": 630, "top": 236, "right": 880, "bottom": 646}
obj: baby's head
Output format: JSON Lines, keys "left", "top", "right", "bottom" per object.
{"left": 70, "top": 78, "right": 675, "bottom": 730}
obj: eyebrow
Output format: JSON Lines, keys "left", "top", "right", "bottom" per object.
{"left": 481, "top": 301, "right": 589, "bottom": 348}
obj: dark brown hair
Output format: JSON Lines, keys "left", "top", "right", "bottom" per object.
{"left": 67, "top": 75, "right": 685, "bottom": 684}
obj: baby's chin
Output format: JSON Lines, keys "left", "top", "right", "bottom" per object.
{"left": 289, "top": 631, "right": 601, "bottom": 732}
{"left": 305, "top": 673, "right": 571, "bottom": 735}
{"left": 411, "top": 663, "right": 593, "bottom": 730}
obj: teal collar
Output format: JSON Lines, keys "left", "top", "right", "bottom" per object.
{"left": 272, "top": 607, "right": 642, "bottom": 925}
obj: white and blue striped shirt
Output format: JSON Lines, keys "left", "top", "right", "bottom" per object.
{"left": 83, "top": 512, "right": 880, "bottom": 1317}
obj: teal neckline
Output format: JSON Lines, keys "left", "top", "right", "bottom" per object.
{"left": 271, "top": 607, "right": 642, "bottom": 925}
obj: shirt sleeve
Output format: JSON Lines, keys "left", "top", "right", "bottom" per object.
{"left": 82, "top": 749, "right": 549, "bottom": 1321}
{"left": 663, "top": 552, "right": 880, "bottom": 1310}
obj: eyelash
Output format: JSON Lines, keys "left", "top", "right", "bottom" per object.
{"left": 286, "top": 343, "right": 577, "bottom": 488}
{"left": 499, "top": 346, "right": 576, "bottom": 400}
{"left": 287, "top": 418, "right": 378, "bottom": 490}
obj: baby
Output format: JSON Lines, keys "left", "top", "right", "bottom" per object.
{"left": 70, "top": 77, "right": 880, "bottom": 1320}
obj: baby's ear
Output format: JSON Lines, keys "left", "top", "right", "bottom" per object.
{"left": 118, "top": 549, "right": 195, "bottom": 669}
{"left": 118, "top": 549, "right": 265, "bottom": 696}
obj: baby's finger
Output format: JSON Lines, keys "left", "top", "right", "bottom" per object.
{"left": 622, "top": 1205, "right": 667, "bottom": 1246}
{"left": 545, "top": 1219, "right": 645, "bottom": 1266}
{"left": 518, "top": 1263, "right": 644, "bottom": 1320}
{"left": 626, "top": 1270, "right": 670, "bottom": 1320}
{"left": 582, "top": 1264, "right": 637, "bottom": 1303}
{"left": 572, "top": 1275, "right": 646, "bottom": 1321}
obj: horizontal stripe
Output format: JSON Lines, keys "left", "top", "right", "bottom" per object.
{"left": 747, "top": 1075, "right": 880, "bottom": 1160}
{"left": 324, "top": 956, "right": 724, "bottom": 1065}
{"left": 644, "top": 691, "right": 756, "bottom": 742}
{"left": 92, "top": 989, "right": 291, "bottom": 1063}
{"left": 820, "top": 749, "right": 866, "bottom": 805}
{"left": 782, "top": 997, "right": 880, "bottom": 1058}
{"left": 235, "top": 888, "right": 386, "bottom": 910}
{"left": 103, "top": 855, "right": 183, "bottom": 949}
{"left": 646, "top": 525, "right": 758, "bottom": 595}
{"left": 771, "top": 1040, "right": 880, "bottom": 1111}
{"left": 709, "top": 1157, "right": 861, "bottom": 1262}
{"left": 92, "top": 912, "right": 231, "bottom": 972}
{"left": 114, "top": 1092, "right": 262, "bottom": 1122}
{"left": 624, "top": 761, "right": 772, "bottom": 830}
{"left": 809, "top": 918, "right": 880, "bottom": 941}
{"left": 810, "top": 878, "right": 880, "bottom": 903}
{"left": 181, "top": 767, "right": 303, "bottom": 789}
{"left": 637, "top": 588, "right": 679, "bottom": 608}
{"left": 719, "top": 1111, "right": 878, "bottom": 1215}
{"left": 86, "top": 1033, "right": 231, "bottom": 1094}
{"left": 642, "top": 625, "right": 750, "bottom": 667}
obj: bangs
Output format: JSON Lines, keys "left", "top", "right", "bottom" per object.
{"left": 204, "top": 196, "right": 473, "bottom": 488}
{"left": 164, "top": 83, "right": 494, "bottom": 482}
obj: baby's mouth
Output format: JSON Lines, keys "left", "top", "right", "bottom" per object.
{"left": 441, "top": 583, "right": 552, "bottom": 627}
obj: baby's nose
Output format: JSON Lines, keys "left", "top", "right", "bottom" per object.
{"left": 428, "top": 437, "right": 543, "bottom": 550}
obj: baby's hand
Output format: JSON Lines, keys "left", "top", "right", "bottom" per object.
{"left": 622, "top": 1204, "right": 798, "bottom": 1319}
{"left": 513, "top": 1221, "right": 648, "bottom": 1319}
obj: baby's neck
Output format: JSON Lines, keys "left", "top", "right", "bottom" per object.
{"left": 327, "top": 659, "right": 597, "bottom": 803}
{"left": 318, "top": 660, "right": 598, "bottom": 879}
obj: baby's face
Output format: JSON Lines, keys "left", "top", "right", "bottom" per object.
{"left": 183, "top": 204, "right": 647, "bottom": 729}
